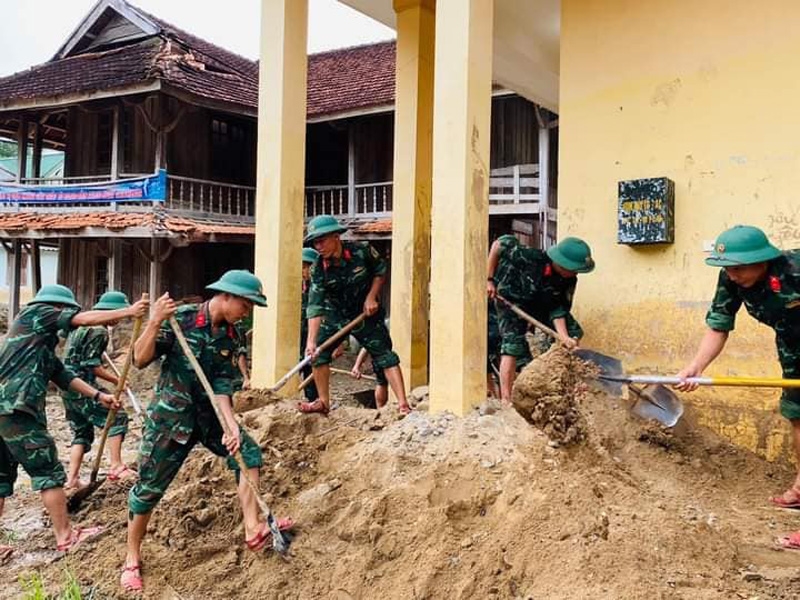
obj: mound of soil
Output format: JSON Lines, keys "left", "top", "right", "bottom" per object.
{"left": 511, "top": 345, "right": 596, "bottom": 445}
{"left": 4, "top": 372, "right": 800, "bottom": 599}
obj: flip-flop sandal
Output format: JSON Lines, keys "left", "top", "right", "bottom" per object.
{"left": 56, "top": 525, "right": 104, "bottom": 552}
{"left": 0, "top": 544, "right": 12, "bottom": 564}
{"left": 120, "top": 563, "right": 143, "bottom": 592}
{"left": 298, "top": 400, "right": 329, "bottom": 415}
{"left": 777, "top": 532, "right": 800, "bottom": 550}
{"left": 245, "top": 517, "right": 295, "bottom": 552}
{"left": 770, "top": 488, "right": 800, "bottom": 509}
{"left": 108, "top": 466, "right": 137, "bottom": 482}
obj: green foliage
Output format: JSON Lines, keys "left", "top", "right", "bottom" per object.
{"left": 18, "top": 568, "right": 91, "bottom": 600}
{"left": 19, "top": 571, "right": 47, "bottom": 600}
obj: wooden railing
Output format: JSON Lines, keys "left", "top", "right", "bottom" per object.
{"left": 487, "top": 164, "right": 542, "bottom": 214}
{"left": 305, "top": 181, "right": 393, "bottom": 218}
{"left": 166, "top": 175, "right": 255, "bottom": 218}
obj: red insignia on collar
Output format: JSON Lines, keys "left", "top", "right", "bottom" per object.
{"left": 343, "top": 248, "right": 352, "bottom": 261}
{"left": 195, "top": 311, "right": 207, "bottom": 327}
{"left": 544, "top": 264, "right": 553, "bottom": 277}
{"left": 769, "top": 275, "right": 781, "bottom": 292}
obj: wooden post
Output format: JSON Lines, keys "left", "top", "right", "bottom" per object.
{"left": 148, "top": 238, "right": 161, "bottom": 303}
{"left": 538, "top": 124, "right": 550, "bottom": 248}
{"left": 347, "top": 122, "right": 356, "bottom": 216}
{"left": 30, "top": 240, "right": 42, "bottom": 294}
{"left": 108, "top": 239, "right": 123, "bottom": 291}
{"left": 110, "top": 105, "right": 120, "bottom": 181}
{"left": 31, "top": 123, "right": 43, "bottom": 180}
{"left": 8, "top": 239, "right": 22, "bottom": 319}
{"left": 15, "top": 117, "right": 28, "bottom": 183}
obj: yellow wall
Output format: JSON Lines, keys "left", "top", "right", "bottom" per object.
{"left": 559, "top": 0, "right": 800, "bottom": 461}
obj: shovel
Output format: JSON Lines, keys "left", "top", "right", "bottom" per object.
{"left": 67, "top": 298, "right": 146, "bottom": 512}
{"left": 494, "top": 295, "right": 684, "bottom": 427}
{"left": 102, "top": 351, "right": 142, "bottom": 415}
{"left": 271, "top": 313, "right": 366, "bottom": 392}
{"left": 297, "top": 367, "right": 376, "bottom": 391}
{"left": 168, "top": 316, "right": 290, "bottom": 556}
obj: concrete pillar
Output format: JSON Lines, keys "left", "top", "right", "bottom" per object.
{"left": 389, "top": 0, "right": 436, "bottom": 393}
{"left": 251, "top": 0, "right": 308, "bottom": 390}
{"left": 429, "top": 0, "right": 494, "bottom": 415}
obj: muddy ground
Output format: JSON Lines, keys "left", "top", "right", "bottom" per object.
{"left": 2, "top": 352, "right": 800, "bottom": 599}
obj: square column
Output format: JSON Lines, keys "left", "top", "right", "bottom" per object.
{"left": 252, "top": 0, "right": 308, "bottom": 390}
{"left": 389, "top": 0, "right": 436, "bottom": 392}
{"left": 429, "top": 0, "right": 494, "bottom": 415}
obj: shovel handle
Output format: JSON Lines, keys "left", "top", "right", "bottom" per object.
{"left": 297, "top": 371, "right": 315, "bottom": 391}
{"left": 102, "top": 351, "right": 142, "bottom": 415}
{"left": 271, "top": 313, "right": 367, "bottom": 392}
{"left": 168, "top": 317, "right": 277, "bottom": 524}
{"left": 495, "top": 295, "right": 560, "bottom": 341}
{"left": 605, "top": 374, "right": 800, "bottom": 388}
{"left": 88, "top": 295, "right": 147, "bottom": 483}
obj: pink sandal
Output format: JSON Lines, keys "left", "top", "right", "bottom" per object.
{"left": 56, "top": 525, "right": 104, "bottom": 552}
{"left": 120, "top": 563, "right": 143, "bottom": 592}
{"left": 777, "top": 531, "right": 800, "bottom": 550}
{"left": 770, "top": 487, "right": 800, "bottom": 509}
{"left": 298, "top": 400, "right": 329, "bottom": 415}
{"left": 0, "top": 544, "right": 12, "bottom": 564}
{"left": 245, "top": 517, "right": 295, "bottom": 552}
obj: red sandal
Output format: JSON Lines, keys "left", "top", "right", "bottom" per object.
{"left": 245, "top": 517, "right": 295, "bottom": 552}
{"left": 108, "top": 466, "right": 137, "bottom": 482}
{"left": 770, "top": 487, "right": 800, "bottom": 509}
{"left": 778, "top": 531, "right": 800, "bottom": 550}
{"left": 0, "top": 544, "right": 12, "bottom": 564}
{"left": 56, "top": 525, "right": 104, "bottom": 552}
{"left": 298, "top": 400, "right": 329, "bottom": 415}
{"left": 120, "top": 563, "right": 143, "bottom": 592}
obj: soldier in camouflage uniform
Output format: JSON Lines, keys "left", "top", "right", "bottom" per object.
{"left": 487, "top": 234, "right": 595, "bottom": 402}
{"left": 301, "top": 215, "right": 411, "bottom": 415}
{"left": 61, "top": 291, "right": 134, "bottom": 490}
{"left": 121, "top": 271, "right": 293, "bottom": 593}
{"left": 0, "top": 284, "right": 147, "bottom": 555}
{"left": 301, "top": 247, "right": 320, "bottom": 402}
{"left": 676, "top": 225, "right": 800, "bottom": 549}
{"left": 232, "top": 317, "right": 252, "bottom": 392}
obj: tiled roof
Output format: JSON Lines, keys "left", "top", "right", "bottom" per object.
{"left": 0, "top": 1, "right": 396, "bottom": 119}
{"left": 352, "top": 218, "right": 392, "bottom": 234}
{"left": 307, "top": 41, "right": 395, "bottom": 118}
{"left": 0, "top": 212, "right": 254, "bottom": 239}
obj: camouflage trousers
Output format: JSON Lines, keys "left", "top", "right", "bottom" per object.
{"left": 128, "top": 411, "right": 263, "bottom": 515}
{"left": 0, "top": 410, "right": 66, "bottom": 496}
{"left": 496, "top": 299, "right": 583, "bottom": 363}
{"left": 777, "top": 337, "right": 800, "bottom": 421}
{"left": 61, "top": 393, "right": 128, "bottom": 450}
{"left": 313, "top": 309, "right": 400, "bottom": 371}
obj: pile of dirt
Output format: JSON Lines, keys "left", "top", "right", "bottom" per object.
{"left": 4, "top": 376, "right": 800, "bottom": 598}
{"left": 511, "top": 345, "right": 596, "bottom": 445}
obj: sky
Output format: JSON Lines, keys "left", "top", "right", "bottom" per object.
{"left": 0, "top": 0, "right": 395, "bottom": 77}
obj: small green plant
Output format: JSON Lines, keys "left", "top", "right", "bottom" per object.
{"left": 19, "top": 571, "right": 48, "bottom": 600}
{"left": 1, "top": 527, "right": 18, "bottom": 543}
{"left": 59, "top": 568, "right": 83, "bottom": 600}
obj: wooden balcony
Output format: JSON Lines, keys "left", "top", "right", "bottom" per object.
{"left": 305, "top": 163, "right": 554, "bottom": 219}
{"left": 0, "top": 172, "right": 255, "bottom": 222}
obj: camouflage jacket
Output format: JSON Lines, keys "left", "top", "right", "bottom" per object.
{"left": 300, "top": 278, "right": 310, "bottom": 348}
{"left": 0, "top": 303, "right": 79, "bottom": 423}
{"left": 146, "top": 302, "right": 238, "bottom": 443}
{"left": 61, "top": 326, "right": 109, "bottom": 401}
{"left": 494, "top": 234, "right": 576, "bottom": 321}
{"left": 307, "top": 241, "right": 387, "bottom": 320}
{"left": 233, "top": 321, "right": 249, "bottom": 359}
{"left": 706, "top": 251, "right": 800, "bottom": 343}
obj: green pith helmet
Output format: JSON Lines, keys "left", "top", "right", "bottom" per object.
{"left": 705, "top": 225, "right": 781, "bottom": 267}
{"left": 304, "top": 215, "right": 347, "bottom": 243}
{"left": 206, "top": 270, "right": 267, "bottom": 307}
{"left": 302, "top": 247, "right": 320, "bottom": 264}
{"left": 547, "top": 237, "right": 595, "bottom": 274}
{"left": 30, "top": 284, "right": 80, "bottom": 308}
{"left": 92, "top": 290, "right": 130, "bottom": 310}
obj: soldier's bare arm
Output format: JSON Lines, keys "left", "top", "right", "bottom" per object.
{"left": 217, "top": 394, "right": 241, "bottom": 454}
{"left": 364, "top": 276, "right": 384, "bottom": 316}
{"left": 72, "top": 297, "right": 150, "bottom": 327}
{"left": 68, "top": 377, "right": 120, "bottom": 410}
{"left": 133, "top": 293, "right": 176, "bottom": 368}
{"left": 675, "top": 328, "right": 729, "bottom": 392}
{"left": 93, "top": 365, "right": 119, "bottom": 385}
{"left": 306, "top": 316, "right": 322, "bottom": 356}
{"left": 487, "top": 239, "right": 501, "bottom": 298}
{"left": 552, "top": 317, "right": 578, "bottom": 349}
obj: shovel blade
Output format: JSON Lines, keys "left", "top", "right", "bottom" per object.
{"left": 574, "top": 349, "right": 624, "bottom": 394}
{"left": 631, "top": 384, "right": 684, "bottom": 427}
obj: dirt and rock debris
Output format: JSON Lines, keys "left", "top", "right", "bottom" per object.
{"left": 2, "top": 352, "right": 800, "bottom": 599}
